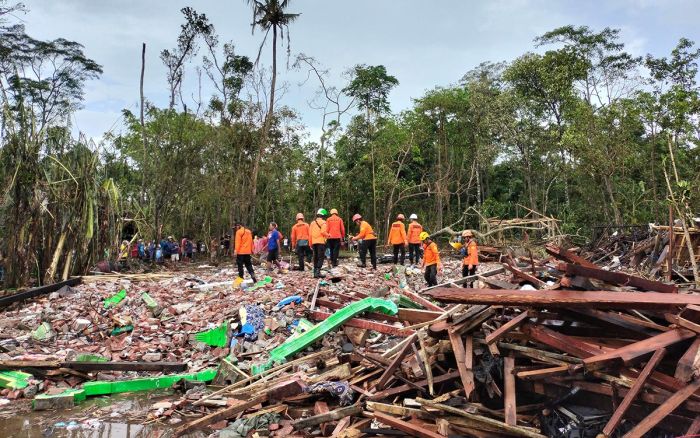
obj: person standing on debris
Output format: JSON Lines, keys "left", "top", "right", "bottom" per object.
{"left": 420, "top": 232, "right": 441, "bottom": 287}
{"left": 326, "top": 208, "right": 345, "bottom": 268}
{"left": 310, "top": 209, "right": 330, "bottom": 278}
{"left": 267, "top": 222, "right": 284, "bottom": 272}
{"left": 351, "top": 214, "right": 377, "bottom": 270}
{"left": 185, "top": 238, "right": 194, "bottom": 261}
{"left": 407, "top": 214, "right": 423, "bottom": 266}
{"left": 461, "top": 230, "right": 479, "bottom": 288}
{"left": 234, "top": 222, "right": 257, "bottom": 283}
{"left": 137, "top": 239, "right": 145, "bottom": 259}
{"left": 291, "top": 213, "right": 312, "bottom": 271}
{"left": 387, "top": 214, "right": 408, "bottom": 265}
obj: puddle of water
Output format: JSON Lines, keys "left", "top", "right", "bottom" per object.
{"left": 0, "top": 391, "right": 177, "bottom": 438}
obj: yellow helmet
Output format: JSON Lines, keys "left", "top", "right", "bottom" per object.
{"left": 419, "top": 231, "right": 430, "bottom": 241}
{"left": 330, "top": 208, "right": 338, "bottom": 215}
{"left": 450, "top": 241, "right": 463, "bottom": 250}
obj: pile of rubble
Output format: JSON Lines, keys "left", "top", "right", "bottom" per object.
{"left": 0, "top": 244, "right": 699, "bottom": 437}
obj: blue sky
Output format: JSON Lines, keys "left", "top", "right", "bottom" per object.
{"left": 20, "top": 0, "right": 700, "bottom": 141}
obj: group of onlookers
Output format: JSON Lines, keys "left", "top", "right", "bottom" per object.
{"left": 118, "top": 236, "right": 206, "bottom": 263}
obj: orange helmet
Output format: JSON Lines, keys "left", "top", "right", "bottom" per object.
{"left": 397, "top": 214, "right": 405, "bottom": 221}
{"left": 352, "top": 214, "right": 362, "bottom": 222}
{"left": 296, "top": 213, "right": 304, "bottom": 220}
{"left": 330, "top": 208, "right": 338, "bottom": 215}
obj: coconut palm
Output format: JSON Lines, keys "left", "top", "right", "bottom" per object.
{"left": 246, "top": 0, "right": 299, "bottom": 221}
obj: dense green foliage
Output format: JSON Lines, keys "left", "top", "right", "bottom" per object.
{"left": 1, "top": 1, "right": 699, "bottom": 287}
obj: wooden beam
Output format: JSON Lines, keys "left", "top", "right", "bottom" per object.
{"left": 308, "top": 311, "right": 415, "bottom": 336}
{"left": 420, "top": 267, "right": 506, "bottom": 292}
{"left": 621, "top": 378, "right": 700, "bottom": 438}
{"left": 426, "top": 288, "right": 700, "bottom": 310}
{"left": 397, "top": 308, "right": 443, "bottom": 324}
{"left": 503, "top": 263, "right": 546, "bottom": 289}
{"left": 544, "top": 244, "right": 598, "bottom": 268}
{"left": 485, "top": 312, "right": 531, "bottom": 345}
{"left": 395, "top": 289, "right": 443, "bottom": 312}
{"left": 373, "top": 412, "right": 443, "bottom": 438}
{"left": 564, "top": 263, "right": 678, "bottom": 293}
{"left": 293, "top": 405, "right": 362, "bottom": 430}
{"left": 520, "top": 323, "right": 609, "bottom": 358}
{"left": 504, "top": 355, "right": 516, "bottom": 426}
{"left": 676, "top": 337, "right": 700, "bottom": 383}
{"left": 516, "top": 365, "right": 570, "bottom": 380}
{"left": 686, "top": 415, "right": 700, "bottom": 436}
{"left": 601, "top": 348, "right": 666, "bottom": 437}
{"left": 416, "top": 398, "right": 547, "bottom": 438}
{"left": 375, "top": 333, "right": 417, "bottom": 391}
{"left": 0, "top": 277, "right": 81, "bottom": 308}
{"left": 367, "top": 371, "right": 460, "bottom": 401}
{"left": 581, "top": 329, "right": 695, "bottom": 371}
{"left": 174, "top": 394, "right": 267, "bottom": 436}
{"left": 449, "top": 329, "right": 474, "bottom": 399}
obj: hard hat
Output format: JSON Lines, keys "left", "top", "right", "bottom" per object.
{"left": 450, "top": 241, "right": 463, "bottom": 250}
{"left": 409, "top": 214, "right": 418, "bottom": 220}
{"left": 397, "top": 213, "right": 405, "bottom": 221}
{"left": 296, "top": 212, "right": 304, "bottom": 220}
{"left": 330, "top": 208, "right": 338, "bottom": 215}
{"left": 419, "top": 232, "right": 430, "bottom": 241}
{"left": 352, "top": 214, "right": 362, "bottom": 222}
{"left": 317, "top": 208, "right": 328, "bottom": 216}
{"left": 462, "top": 230, "right": 474, "bottom": 237}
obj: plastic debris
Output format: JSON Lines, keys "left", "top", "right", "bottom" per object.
{"left": 0, "top": 370, "right": 32, "bottom": 389}
{"left": 274, "top": 295, "right": 302, "bottom": 310}
{"left": 194, "top": 321, "right": 229, "bottom": 347}
{"left": 31, "top": 322, "right": 53, "bottom": 341}
{"left": 103, "top": 289, "right": 127, "bottom": 309}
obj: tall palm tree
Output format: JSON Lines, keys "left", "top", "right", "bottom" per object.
{"left": 247, "top": 0, "right": 299, "bottom": 221}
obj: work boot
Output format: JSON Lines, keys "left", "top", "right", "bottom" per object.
{"left": 312, "top": 268, "right": 319, "bottom": 278}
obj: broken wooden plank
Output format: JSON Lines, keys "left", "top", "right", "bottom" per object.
{"left": 480, "top": 277, "right": 518, "bottom": 289}
{"left": 373, "top": 412, "right": 443, "bottom": 438}
{"left": 375, "top": 333, "right": 417, "bottom": 391}
{"left": 309, "top": 311, "right": 415, "bottom": 336}
{"left": 316, "top": 299, "right": 401, "bottom": 323}
{"left": 0, "top": 277, "right": 81, "bottom": 308}
{"left": 621, "top": 377, "right": 700, "bottom": 438}
{"left": 516, "top": 365, "right": 570, "bottom": 380}
{"left": 581, "top": 329, "right": 694, "bottom": 371}
{"left": 686, "top": 415, "right": 700, "bottom": 436}
{"left": 420, "top": 267, "right": 506, "bottom": 292}
{"left": 563, "top": 263, "right": 678, "bottom": 293}
{"left": 504, "top": 355, "right": 516, "bottom": 426}
{"left": 601, "top": 348, "right": 666, "bottom": 437}
{"left": 503, "top": 263, "right": 546, "bottom": 289}
{"left": 449, "top": 329, "right": 474, "bottom": 399}
{"left": 367, "top": 371, "right": 460, "bottom": 401}
{"left": 426, "top": 288, "right": 700, "bottom": 310}
{"left": 520, "top": 323, "right": 609, "bottom": 358}
{"left": 366, "top": 401, "right": 429, "bottom": 419}
{"left": 416, "top": 398, "right": 546, "bottom": 438}
{"left": 397, "top": 308, "right": 443, "bottom": 324}
{"left": 485, "top": 311, "right": 531, "bottom": 345}
{"left": 676, "top": 337, "right": 700, "bottom": 383}
{"left": 293, "top": 405, "right": 362, "bottom": 429}
{"left": 397, "top": 289, "right": 443, "bottom": 312}
{"left": 544, "top": 244, "right": 598, "bottom": 268}
{"left": 174, "top": 394, "right": 267, "bottom": 436}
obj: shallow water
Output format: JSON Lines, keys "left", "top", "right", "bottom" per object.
{"left": 0, "top": 391, "right": 174, "bottom": 438}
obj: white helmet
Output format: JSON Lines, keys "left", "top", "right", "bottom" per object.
{"left": 409, "top": 214, "right": 418, "bottom": 220}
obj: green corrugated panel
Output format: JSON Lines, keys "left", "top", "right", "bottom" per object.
{"left": 0, "top": 370, "right": 32, "bottom": 389}
{"left": 82, "top": 368, "right": 216, "bottom": 396}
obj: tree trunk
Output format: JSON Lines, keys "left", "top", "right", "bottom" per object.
{"left": 44, "top": 230, "right": 67, "bottom": 285}
{"left": 602, "top": 174, "right": 622, "bottom": 224}
{"left": 61, "top": 249, "right": 73, "bottom": 281}
{"left": 140, "top": 43, "right": 147, "bottom": 204}
{"left": 250, "top": 26, "right": 277, "bottom": 224}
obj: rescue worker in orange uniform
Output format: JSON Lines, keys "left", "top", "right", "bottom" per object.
{"left": 233, "top": 221, "right": 257, "bottom": 283}
{"left": 291, "top": 213, "right": 311, "bottom": 271}
{"left": 351, "top": 214, "right": 377, "bottom": 269}
{"left": 387, "top": 214, "right": 408, "bottom": 265}
{"left": 310, "top": 208, "right": 330, "bottom": 278}
{"left": 407, "top": 214, "right": 423, "bottom": 265}
{"left": 420, "top": 231, "right": 441, "bottom": 287}
{"left": 326, "top": 208, "right": 345, "bottom": 268}
{"left": 461, "top": 230, "right": 479, "bottom": 288}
